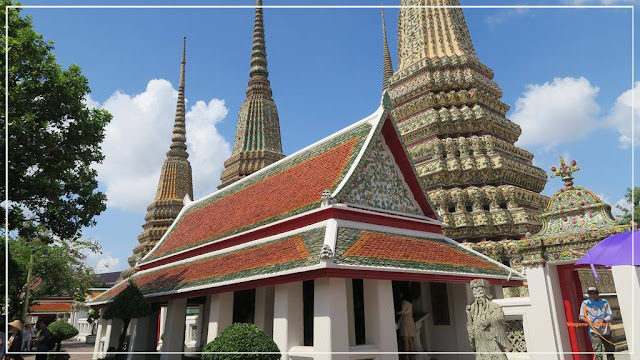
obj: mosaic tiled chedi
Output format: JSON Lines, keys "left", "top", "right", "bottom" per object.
{"left": 144, "top": 122, "right": 372, "bottom": 261}
{"left": 334, "top": 227, "right": 511, "bottom": 277}
{"left": 389, "top": 0, "right": 548, "bottom": 242}
{"left": 94, "top": 228, "right": 325, "bottom": 302}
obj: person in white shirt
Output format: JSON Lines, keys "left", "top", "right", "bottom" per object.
{"left": 579, "top": 287, "right": 614, "bottom": 360}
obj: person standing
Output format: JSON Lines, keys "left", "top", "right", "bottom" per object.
{"left": 579, "top": 287, "right": 614, "bottom": 360}
{"left": 6, "top": 320, "right": 24, "bottom": 360}
{"left": 396, "top": 292, "right": 416, "bottom": 360}
{"left": 32, "top": 320, "right": 51, "bottom": 360}
{"left": 21, "top": 323, "right": 34, "bottom": 352}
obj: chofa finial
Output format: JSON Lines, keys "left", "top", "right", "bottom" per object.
{"left": 550, "top": 157, "right": 580, "bottom": 187}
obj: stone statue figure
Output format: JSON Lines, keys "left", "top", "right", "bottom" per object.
{"left": 466, "top": 279, "right": 510, "bottom": 359}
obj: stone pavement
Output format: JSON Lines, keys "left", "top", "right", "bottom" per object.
{"left": 22, "top": 341, "right": 95, "bottom": 360}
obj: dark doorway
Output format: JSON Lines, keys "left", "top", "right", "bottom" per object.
{"left": 303, "top": 280, "right": 314, "bottom": 346}
{"left": 352, "top": 279, "right": 366, "bottom": 345}
{"left": 232, "top": 289, "right": 256, "bottom": 324}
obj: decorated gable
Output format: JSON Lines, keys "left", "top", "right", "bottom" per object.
{"left": 341, "top": 134, "right": 422, "bottom": 215}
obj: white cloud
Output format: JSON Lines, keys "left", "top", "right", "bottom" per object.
{"left": 604, "top": 81, "right": 639, "bottom": 148}
{"left": 85, "top": 250, "right": 122, "bottom": 273}
{"left": 93, "top": 79, "right": 231, "bottom": 213}
{"left": 510, "top": 77, "right": 601, "bottom": 147}
{"left": 485, "top": 8, "right": 529, "bottom": 26}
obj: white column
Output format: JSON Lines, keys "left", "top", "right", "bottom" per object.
{"left": 273, "top": 282, "right": 304, "bottom": 360}
{"left": 314, "top": 278, "right": 350, "bottom": 360}
{"left": 92, "top": 318, "right": 105, "bottom": 359}
{"left": 611, "top": 265, "right": 640, "bottom": 354}
{"left": 102, "top": 318, "right": 123, "bottom": 354}
{"left": 345, "top": 280, "right": 356, "bottom": 347}
{"left": 204, "top": 292, "right": 234, "bottom": 343}
{"left": 255, "top": 287, "right": 275, "bottom": 338}
{"left": 451, "top": 283, "right": 474, "bottom": 360}
{"left": 157, "top": 306, "right": 167, "bottom": 351}
{"left": 127, "top": 315, "right": 154, "bottom": 360}
{"left": 525, "top": 265, "right": 570, "bottom": 359}
{"left": 363, "top": 279, "right": 399, "bottom": 360}
{"left": 160, "top": 298, "right": 187, "bottom": 360}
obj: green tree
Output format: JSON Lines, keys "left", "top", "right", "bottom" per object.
{"left": 6, "top": 233, "right": 100, "bottom": 320}
{"left": 616, "top": 187, "right": 639, "bottom": 226}
{"left": 102, "top": 282, "right": 151, "bottom": 353}
{"left": 202, "top": 323, "right": 280, "bottom": 360}
{"left": 48, "top": 320, "right": 79, "bottom": 351}
{"left": 1, "top": 1, "right": 111, "bottom": 241}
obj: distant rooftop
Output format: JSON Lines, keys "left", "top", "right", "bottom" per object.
{"left": 95, "top": 271, "right": 122, "bottom": 287}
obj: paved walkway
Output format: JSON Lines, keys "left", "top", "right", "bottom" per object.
{"left": 22, "top": 341, "right": 95, "bottom": 360}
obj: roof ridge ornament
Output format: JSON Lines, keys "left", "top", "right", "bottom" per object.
{"left": 320, "top": 244, "right": 334, "bottom": 260}
{"left": 550, "top": 157, "right": 580, "bottom": 187}
{"left": 321, "top": 189, "right": 332, "bottom": 207}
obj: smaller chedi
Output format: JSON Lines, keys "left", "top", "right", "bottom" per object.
{"left": 466, "top": 279, "right": 510, "bottom": 359}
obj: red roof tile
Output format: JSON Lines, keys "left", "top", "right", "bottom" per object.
{"left": 96, "top": 229, "right": 324, "bottom": 302}
{"left": 29, "top": 302, "right": 72, "bottom": 313}
{"left": 145, "top": 124, "right": 370, "bottom": 261}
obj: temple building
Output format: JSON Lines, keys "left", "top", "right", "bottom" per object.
{"left": 92, "top": 92, "right": 522, "bottom": 360}
{"left": 387, "top": 0, "right": 549, "bottom": 247}
{"left": 218, "top": 0, "right": 285, "bottom": 189}
{"left": 123, "top": 37, "right": 194, "bottom": 277}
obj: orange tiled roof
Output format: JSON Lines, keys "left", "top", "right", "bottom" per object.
{"left": 143, "top": 122, "right": 372, "bottom": 262}
{"left": 95, "top": 228, "right": 325, "bottom": 302}
{"left": 334, "top": 228, "right": 510, "bottom": 277}
{"left": 29, "top": 302, "right": 72, "bottom": 313}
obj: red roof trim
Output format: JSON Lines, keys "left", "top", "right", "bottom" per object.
{"left": 139, "top": 207, "right": 441, "bottom": 270}
{"left": 380, "top": 117, "right": 436, "bottom": 219}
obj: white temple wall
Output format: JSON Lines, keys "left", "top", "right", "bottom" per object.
{"left": 525, "top": 264, "right": 571, "bottom": 360}
{"left": 255, "top": 286, "right": 275, "bottom": 338}
{"left": 611, "top": 265, "right": 640, "bottom": 354}
{"left": 362, "top": 279, "right": 399, "bottom": 360}
{"left": 427, "top": 283, "right": 459, "bottom": 357}
{"left": 313, "top": 277, "right": 350, "bottom": 360}
{"left": 204, "top": 292, "right": 233, "bottom": 343}
{"left": 160, "top": 297, "right": 187, "bottom": 360}
{"left": 274, "top": 281, "right": 305, "bottom": 360}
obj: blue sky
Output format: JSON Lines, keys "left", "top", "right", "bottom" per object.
{"left": 18, "top": 0, "right": 638, "bottom": 272}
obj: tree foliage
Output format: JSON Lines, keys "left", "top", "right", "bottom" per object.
{"left": 616, "top": 187, "right": 639, "bottom": 226}
{"left": 102, "top": 282, "right": 151, "bottom": 352}
{"left": 48, "top": 320, "right": 79, "bottom": 351}
{"left": 6, "top": 232, "right": 101, "bottom": 320}
{"left": 202, "top": 323, "right": 281, "bottom": 360}
{"left": 1, "top": 1, "right": 112, "bottom": 241}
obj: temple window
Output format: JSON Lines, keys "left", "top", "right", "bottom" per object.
{"left": 303, "top": 280, "right": 314, "bottom": 346}
{"left": 448, "top": 206, "right": 456, "bottom": 213}
{"left": 232, "top": 289, "right": 256, "bottom": 324}
{"left": 465, "top": 205, "right": 473, "bottom": 213}
{"left": 352, "top": 279, "right": 366, "bottom": 345}
{"left": 429, "top": 283, "right": 450, "bottom": 325}
{"left": 483, "top": 203, "right": 490, "bottom": 211}
{"left": 499, "top": 202, "right": 508, "bottom": 210}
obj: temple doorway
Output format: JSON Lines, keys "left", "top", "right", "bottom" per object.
{"left": 232, "top": 289, "right": 255, "bottom": 324}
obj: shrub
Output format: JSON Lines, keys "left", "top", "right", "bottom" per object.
{"left": 47, "top": 352, "right": 70, "bottom": 360}
{"left": 202, "top": 323, "right": 280, "bottom": 360}
{"left": 102, "top": 281, "right": 151, "bottom": 352}
{"left": 47, "top": 321, "right": 79, "bottom": 350}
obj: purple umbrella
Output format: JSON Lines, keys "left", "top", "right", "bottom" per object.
{"left": 575, "top": 230, "right": 639, "bottom": 268}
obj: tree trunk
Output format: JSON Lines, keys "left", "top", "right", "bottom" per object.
{"left": 117, "top": 318, "right": 131, "bottom": 353}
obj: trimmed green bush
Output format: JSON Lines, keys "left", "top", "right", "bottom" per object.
{"left": 47, "top": 321, "right": 79, "bottom": 351}
{"left": 47, "top": 351, "right": 70, "bottom": 360}
{"left": 202, "top": 323, "right": 280, "bottom": 360}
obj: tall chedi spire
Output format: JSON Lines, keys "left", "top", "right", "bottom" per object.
{"left": 381, "top": 8, "right": 394, "bottom": 91}
{"left": 389, "top": 0, "right": 549, "bottom": 248}
{"left": 124, "top": 37, "right": 194, "bottom": 276}
{"left": 219, "top": 0, "right": 284, "bottom": 189}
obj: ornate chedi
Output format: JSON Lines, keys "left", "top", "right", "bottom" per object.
{"left": 123, "top": 37, "right": 194, "bottom": 277}
{"left": 388, "top": 0, "right": 549, "bottom": 242}
{"left": 500, "top": 158, "right": 629, "bottom": 271}
{"left": 219, "top": 0, "right": 284, "bottom": 189}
